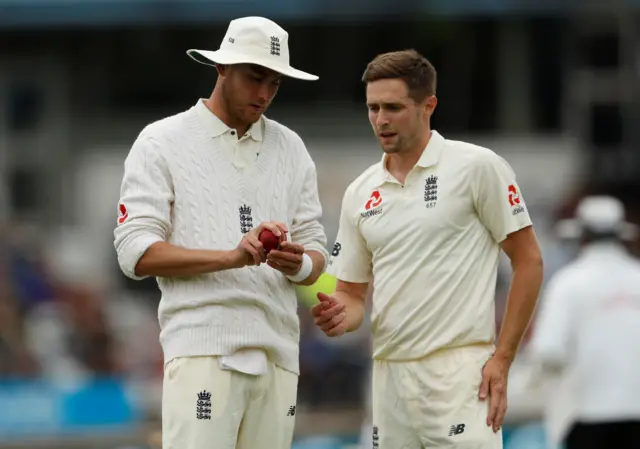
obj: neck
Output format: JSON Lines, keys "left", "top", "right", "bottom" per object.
{"left": 205, "top": 87, "right": 250, "bottom": 137}
{"left": 387, "top": 128, "right": 432, "bottom": 176}
{"left": 583, "top": 239, "right": 624, "bottom": 249}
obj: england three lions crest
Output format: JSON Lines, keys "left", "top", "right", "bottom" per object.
{"left": 424, "top": 175, "right": 438, "bottom": 208}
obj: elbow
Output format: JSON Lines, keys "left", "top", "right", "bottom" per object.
{"left": 114, "top": 228, "right": 164, "bottom": 280}
{"left": 514, "top": 248, "right": 544, "bottom": 276}
{"left": 533, "top": 248, "right": 544, "bottom": 270}
{"left": 133, "top": 256, "right": 151, "bottom": 279}
{"left": 534, "top": 253, "right": 544, "bottom": 280}
{"left": 347, "top": 318, "right": 364, "bottom": 333}
{"left": 346, "top": 307, "right": 365, "bottom": 332}
{"left": 529, "top": 252, "right": 544, "bottom": 278}
{"left": 117, "top": 249, "right": 149, "bottom": 281}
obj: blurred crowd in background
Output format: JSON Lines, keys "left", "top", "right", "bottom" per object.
{"left": 1, "top": 1, "right": 640, "bottom": 448}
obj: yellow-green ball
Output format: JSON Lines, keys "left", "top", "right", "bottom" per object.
{"left": 296, "top": 273, "right": 337, "bottom": 308}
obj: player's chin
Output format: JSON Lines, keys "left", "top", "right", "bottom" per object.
{"left": 379, "top": 141, "right": 400, "bottom": 154}
{"left": 382, "top": 145, "right": 400, "bottom": 154}
{"left": 245, "top": 105, "right": 266, "bottom": 122}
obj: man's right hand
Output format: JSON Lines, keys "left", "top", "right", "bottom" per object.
{"left": 231, "top": 221, "right": 288, "bottom": 267}
{"left": 311, "top": 292, "right": 347, "bottom": 337}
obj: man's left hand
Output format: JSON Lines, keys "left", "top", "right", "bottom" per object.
{"left": 267, "top": 241, "right": 305, "bottom": 276}
{"left": 479, "top": 354, "right": 510, "bottom": 433}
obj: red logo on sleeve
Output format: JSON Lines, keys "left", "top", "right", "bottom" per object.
{"left": 118, "top": 203, "right": 129, "bottom": 224}
{"left": 365, "top": 190, "right": 383, "bottom": 210}
{"left": 508, "top": 184, "right": 520, "bottom": 207}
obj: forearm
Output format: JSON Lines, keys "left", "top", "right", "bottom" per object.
{"left": 293, "top": 250, "right": 326, "bottom": 286}
{"left": 135, "top": 242, "right": 242, "bottom": 278}
{"left": 495, "top": 259, "right": 543, "bottom": 363}
{"left": 333, "top": 289, "right": 366, "bottom": 332}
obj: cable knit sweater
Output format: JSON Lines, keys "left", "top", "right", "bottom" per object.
{"left": 113, "top": 101, "right": 328, "bottom": 374}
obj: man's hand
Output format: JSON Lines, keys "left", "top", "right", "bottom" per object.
{"left": 478, "top": 354, "right": 510, "bottom": 433}
{"left": 267, "top": 241, "right": 305, "bottom": 276}
{"left": 232, "top": 221, "right": 288, "bottom": 267}
{"left": 311, "top": 292, "right": 347, "bottom": 337}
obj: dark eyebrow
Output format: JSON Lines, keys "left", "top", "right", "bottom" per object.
{"left": 367, "top": 102, "right": 404, "bottom": 108}
{"left": 247, "top": 64, "right": 279, "bottom": 79}
{"left": 248, "top": 67, "right": 267, "bottom": 77}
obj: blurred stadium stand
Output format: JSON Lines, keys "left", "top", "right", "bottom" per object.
{"left": 0, "top": 1, "right": 639, "bottom": 448}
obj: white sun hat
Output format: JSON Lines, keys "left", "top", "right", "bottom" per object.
{"left": 556, "top": 195, "right": 638, "bottom": 241}
{"left": 187, "top": 16, "right": 318, "bottom": 81}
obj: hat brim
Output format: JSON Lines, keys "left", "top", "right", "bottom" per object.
{"left": 555, "top": 219, "right": 638, "bottom": 241}
{"left": 186, "top": 49, "right": 318, "bottom": 81}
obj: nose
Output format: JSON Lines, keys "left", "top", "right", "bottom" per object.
{"left": 376, "top": 111, "right": 390, "bottom": 128}
{"left": 257, "top": 82, "right": 273, "bottom": 103}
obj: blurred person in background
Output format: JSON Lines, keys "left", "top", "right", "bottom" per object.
{"left": 0, "top": 291, "right": 40, "bottom": 378}
{"left": 313, "top": 49, "right": 543, "bottom": 448}
{"left": 529, "top": 195, "right": 640, "bottom": 449}
{"left": 114, "top": 16, "right": 328, "bottom": 449}
{"left": 0, "top": 225, "right": 40, "bottom": 378}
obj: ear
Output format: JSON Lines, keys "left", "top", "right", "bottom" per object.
{"left": 425, "top": 95, "right": 438, "bottom": 115}
{"left": 215, "top": 64, "right": 227, "bottom": 77}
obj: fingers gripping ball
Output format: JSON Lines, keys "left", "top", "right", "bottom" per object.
{"left": 258, "top": 229, "right": 283, "bottom": 254}
{"left": 296, "top": 272, "right": 337, "bottom": 308}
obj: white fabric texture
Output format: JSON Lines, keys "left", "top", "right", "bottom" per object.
{"left": 114, "top": 100, "right": 328, "bottom": 374}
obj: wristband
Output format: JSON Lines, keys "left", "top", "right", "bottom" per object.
{"left": 286, "top": 253, "right": 313, "bottom": 283}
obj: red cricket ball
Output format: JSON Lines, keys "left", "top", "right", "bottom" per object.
{"left": 259, "top": 229, "right": 281, "bottom": 254}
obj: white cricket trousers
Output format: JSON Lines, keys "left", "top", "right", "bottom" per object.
{"left": 371, "top": 344, "right": 503, "bottom": 449}
{"left": 162, "top": 355, "right": 298, "bottom": 449}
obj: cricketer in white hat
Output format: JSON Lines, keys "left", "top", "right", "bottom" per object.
{"left": 556, "top": 195, "right": 637, "bottom": 242}
{"left": 114, "top": 15, "right": 329, "bottom": 449}
{"left": 188, "top": 16, "right": 318, "bottom": 81}
{"left": 187, "top": 16, "right": 318, "bottom": 137}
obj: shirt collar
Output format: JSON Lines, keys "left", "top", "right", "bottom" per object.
{"left": 416, "top": 130, "right": 445, "bottom": 167}
{"left": 195, "top": 99, "right": 263, "bottom": 142}
{"left": 371, "top": 130, "right": 446, "bottom": 187}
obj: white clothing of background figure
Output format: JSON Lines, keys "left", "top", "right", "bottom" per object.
{"left": 529, "top": 195, "right": 640, "bottom": 449}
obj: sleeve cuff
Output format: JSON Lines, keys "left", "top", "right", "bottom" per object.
{"left": 326, "top": 265, "right": 372, "bottom": 284}
{"left": 117, "top": 234, "right": 164, "bottom": 280}
{"left": 496, "top": 221, "right": 533, "bottom": 243}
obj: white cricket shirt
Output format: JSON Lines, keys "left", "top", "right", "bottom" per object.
{"left": 328, "top": 130, "right": 532, "bottom": 360}
{"left": 529, "top": 242, "right": 640, "bottom": 423}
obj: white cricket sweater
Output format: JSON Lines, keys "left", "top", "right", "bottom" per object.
{"left": 113, "top": 101, "right": 329, "bottom": 374}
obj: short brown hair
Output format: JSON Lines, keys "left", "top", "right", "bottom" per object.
{"left": 362, "top": 49, "right": 437, "bottom": 102}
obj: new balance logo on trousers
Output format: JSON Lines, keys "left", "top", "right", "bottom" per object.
{"left": 449, "top": 423, "right": 466, "bottom": 436}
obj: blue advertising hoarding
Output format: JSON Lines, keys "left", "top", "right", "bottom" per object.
{"left": 0, "top": 378, "right": 139, "bottom": 438}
